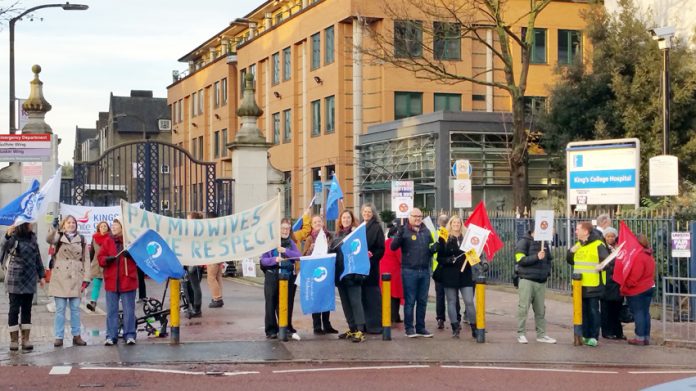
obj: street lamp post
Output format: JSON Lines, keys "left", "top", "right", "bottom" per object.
{"left": 650, "top": 26, "right": 675, "bottom": 155}
{"left": 9, "top": 2, "right": 88, "bottom": 133}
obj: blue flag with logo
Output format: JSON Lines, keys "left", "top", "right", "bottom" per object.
{"left": 127, "top": 229, "right": 185, "bottom": 284}
{"left": 339, "top": 222, "right": 370, "bottom": 280}
{"left": 0, "top": 180, "right": 40, "bottom": 226}
{"left": 299, "top": 254, "right": 336, "bottom": 315}
{"left": 325, "top": 174, "right": 343, "bottom": 220}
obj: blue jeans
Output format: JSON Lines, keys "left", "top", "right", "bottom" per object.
{"left": 402, "top": 268, "right": 431, "bottom": 333}
{"left": 627, "top": 287, "right": 654, "bottom": 340}
{"left": 106, "top": 290, "right": 136, "bottom": 341}
{"left": 54, "top": 297, "right": 81, "bottom": 339}
{"left": 582, "top": 297, "right": 601, "bottom": 339}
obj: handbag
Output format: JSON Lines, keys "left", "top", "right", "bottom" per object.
{"left": 619, "top": 302, "right": 634, "bottom": 323}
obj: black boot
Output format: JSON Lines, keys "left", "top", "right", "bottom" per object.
{"left": 191, "top": 304, "right": 202, "bottom": 318}
{"left": 452, "top": 322, "right": 461, "bottom": 338}
{"left": 470, "top": 323, "right": 477, "bottom": 339}
{"left": 312, "top": 313, "right": 324, "bottom": 334}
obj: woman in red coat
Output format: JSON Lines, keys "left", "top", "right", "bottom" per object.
{"left": 619, "top": 234, "right": 656, "bottom": 346}
{"left": 380, "top": 223, "right": 403, "bottom": 323}
{"left": 98, "top": 218, "right": 138, "bottom": 346}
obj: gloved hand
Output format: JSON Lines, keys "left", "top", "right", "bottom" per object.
{"left": 52, "top": 217, "right": 59, "bottom": 228}
{"left": 81, "top": 281, "right": 90, "bottom": 292}
{"left": 429, "top": 241, "right": 439, "bottom": 254}
{"left": 105, "top": 256, "right": 116, "bottom": 263}
{"left": 122, "top": 250, "right": 130, "bottom": 258}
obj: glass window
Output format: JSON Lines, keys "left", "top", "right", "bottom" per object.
{"left": 198, "top": 89, "right": 204, "bottom": 114}
{"left": 221, "top": 78, "right": 228, "bottom": 105}
{"left": 311, "top": 100, "right": 321, "bottom": 136}
{"left": 214, "top": 81, "right": 220, "bottom": 108}
{"left": 324, "top": 25, "right": 334, "bottom": 65}
{"left": 394, "top": 92, "right": 423, "bottom": 119}
{"left": 272, "top": 52, "right": 280, "bottom": 85}
{"left": 558, "top": 30, "right": 582, "bottom": 64}
{"left": 283, "top": 109, "right": 292, "bottom": 142}
{"left": 434, "top": 93, "right": 461, "bottom": 112}
{"left": 325, "top": 95, "right": 335, "bottom": 133}
{"left": 394, "top": 20, "right": 423, "bottom": 58}
{"left": 283, "top": 47, "right": 291, "bottom": 81}
{"left": 273, "top": 113, "right": 281, "bottom": 145}
{"left": 434, "top": 22, "right": 460, "bottom": 60}
{"left": 240, "top": 69, "right": 247, "bottom": 94}
{"left": 178, "top": 100, "right": 183, "bottom": 122}
{"left": 221, "top": 128, "right": 228, "bottom": 157}
{"left": 191, "top": 138, "right": 197, "bottom": 157}
{"left": 524, "top": 96, "right": 547, "bottom": 115}
{"left": 191, "top": 92, "right": 197, "bottom": 117}
{"left": 311, "top": 33, "right": 321, "bottom": 69}
{"left": 198, "top": 135, "right": 203, "bottom": 159}
{"left": 523, "top": 28, "right": 547, "bottom": 64}
{"left": 214, "top": 130, "right": 220, "bottom": 158}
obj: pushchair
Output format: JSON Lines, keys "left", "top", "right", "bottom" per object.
{"left": 118, "top": 278, "right": 190, "bottom": 338}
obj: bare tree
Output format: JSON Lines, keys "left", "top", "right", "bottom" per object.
{"left": 0, "top": 1, "right": 22, "bottom": 29}
{"left": 360, "top": 0, "right": 558, "bottom": 209}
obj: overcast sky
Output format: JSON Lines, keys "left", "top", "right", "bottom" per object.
{"left": 0, "top": 0, "right": 691, "bottom": 166}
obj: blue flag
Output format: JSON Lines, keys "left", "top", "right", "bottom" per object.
{"left": 127, "top": 229, "right": 185, "bottom": 284}
{"left": 292, "top": 216, "right": 303, "bottom": 232}
{"left": 325, "top": 174, "right": 343, "bottom": 220}
{"left": 0, "top": 180, "right": 40, "bottom": 226}
{"left": 339, "top": 222, "right": 370, "bottom": 280}
{"left": 299, "top": 254, "right": 336, "bottom": 315}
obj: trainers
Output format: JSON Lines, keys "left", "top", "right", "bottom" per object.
{"left": 583, "top": 337, "right": 598, "bottom": 347}
{"left": 104, "top": 339, "right": 115, "bottom": 346}
{"left": 338, "top": 330, "right": 354, "bottom": 340}
{"left": 536, "top": 336, "right": 557, "bottom": 344}
{"left": 517, "top": 335, "right": 529, "bottom": 344}
{"left": 418, "top": 330, "right": 433, "bottom": 338}
{"left": 405, "top": 330, "right": 419, "bottom": 338}
{"left": 351, "top": 331, "right": 365, "bottom": 343}
{"left": 126, "top": 338, "right": 136, "bottom": 345}
{"left": 266, "top": 333, "right": 278, "bottom": 339}
{"left": 208, "top": 299, "right": 224, "bottom": 308}
{"left": 290, "top": 333, "right": 301, "bottom": 341}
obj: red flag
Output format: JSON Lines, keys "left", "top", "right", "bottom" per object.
{"left": 613, "top": 221, "right": 642, "bottom": 286}
{"left": 464, "top": 201, "right": 504, "bottom": 261}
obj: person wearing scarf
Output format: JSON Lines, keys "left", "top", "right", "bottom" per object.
{"left": 46, "top": 215, "right": 90, "bottom": 347}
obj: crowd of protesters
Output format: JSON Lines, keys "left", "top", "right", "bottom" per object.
{"left": 1, "top": 206, "right": 655, "bottom": 349}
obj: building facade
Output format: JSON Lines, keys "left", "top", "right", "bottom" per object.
{"left": 168, "top": 0, "right": 592, "bottom": 217}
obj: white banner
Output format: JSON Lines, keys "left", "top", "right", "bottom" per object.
{"left": 460, "top": 223, "right": 490, "bottom": 257}
{"left": 59, "top": 203, "right": 121, "bottom": 243}
{"left": 120, "top": 197, "right": 281, "bottom": 266}
{"left": 533, "top": 210, "right": 555, "bottom": 242}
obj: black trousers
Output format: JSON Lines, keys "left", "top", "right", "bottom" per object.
{"left": 184, "top": 266, "right": 203, "bottom": 308}
{"left": 137, "top": 267, "right": 147, "bottom": 300}
{"left": 436, "top": 281, "right": 460, "bottom": 321}
{"left": 337, "top": 283, "right": 365, "bottom": 332}
{"left": 263, "top": 271, "right": 296, "bottom": 336}
{"left": 361, "top": 284, "right": 383, "bottom": 333}
{"left": 8, "top": 293, "right": 34, "bottom": 326}
{"left": 601, "top": 299, "right": 624, "bottom": 338}
{"left": 391, "top": 298, "right": 402, "bottom": 322}
{"left": 312, "top": 312, "right": 332, "bottom": 330}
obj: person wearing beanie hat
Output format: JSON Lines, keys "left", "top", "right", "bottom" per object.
{"left": 600, "top": 227, "right": 625, "bottom": 340}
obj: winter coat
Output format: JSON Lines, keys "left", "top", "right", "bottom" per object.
{"left": 566, "top": 229, "right": 609, "bottom": 298}
{"left": 98, "top": 234, "right": 138, "bottom": 293}
{"left": 89, "top": 232, "right": 109, "bottom": 279}
{"left": 380, "top": 238, "right": 403, "bottom": 301}
{"left": 46, "top": 229, "right": 90, "bottom": 298}
{"left": 363, "top": 218, "right": 385, "bottom": 287}
{"left": 602, "top": 243, "right": 622, "bottom": 301}
{"left": 302, "top": 229, "right": 332, "bottom": 257}
{"left": 620, "top": 247, "right": 656, "bottom": 297}
{"left": 260, "top": 236, "right": 301, "bottom": 278}
{"left": 514, "top": 233, "right": 553, "bottom": 283}
{"left": 1, "top": 231, "right": 44, "bottom": 294}
{"left": 434, "top": 233, "right": 472, "bottom": 288}
{"left": 390, "top": 223, "right": 435, "bottom": 271}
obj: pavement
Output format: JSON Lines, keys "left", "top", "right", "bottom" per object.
{"left": 1, "top": 275, "right": 694, "bottom": 369}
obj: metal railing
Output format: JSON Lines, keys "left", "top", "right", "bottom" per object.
{"left": 662, "top": 277, "right": 696, "bottom": 345}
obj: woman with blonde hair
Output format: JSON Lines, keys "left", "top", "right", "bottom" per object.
{"left": 86, "top": 221, "right": 110, "bottom": 312}
{"left": 46, "top": 215, "right": 90, "bottom": 347}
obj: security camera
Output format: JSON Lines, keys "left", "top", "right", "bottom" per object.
{"left": 649, "top": 26, "right": 676, "bottom": 40}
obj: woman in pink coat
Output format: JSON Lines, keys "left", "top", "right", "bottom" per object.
{"left": 380, "top": 223, "right": 403, "bottom": 323}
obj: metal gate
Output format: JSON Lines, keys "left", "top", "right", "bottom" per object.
{"left": 67, "top": 141, "right": 233, "bottom": 217}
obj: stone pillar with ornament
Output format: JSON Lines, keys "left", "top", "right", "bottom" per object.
{"left": 228, "top": 73, "right": 277, "bottom": 213}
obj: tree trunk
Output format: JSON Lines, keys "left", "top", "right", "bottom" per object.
{"left": 510, "top": 94, "right": 530, "bottom": 210}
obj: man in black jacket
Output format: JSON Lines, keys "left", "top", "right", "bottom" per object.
{"left": 515, "top": 228, "right": 556, "bottom": 344}
{"left": 390, "top": 208, "right": 438, "bottom": 338}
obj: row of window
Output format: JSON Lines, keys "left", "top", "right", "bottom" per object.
{"left": 172, "top": 78, "right": 228, "bottom": 124}
{"left": 394, "top": 20, "right": 582, "bottom": 64}
{"left": 191, "top": 128, "right": 229, "bottom": 160}
{"left": 394, "top": 92, "right": 546, "bottom": 119}
{"left": 268, "top": 25, "right": 335, "bottom": 86}
{"left": 269, "top": 95, "right": 336, "bottom": 145}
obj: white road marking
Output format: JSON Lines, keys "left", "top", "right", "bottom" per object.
{"left": 82, "top": 366, "right": 260, "bottom": 376}
{"left": 49, "top": 366, "right": 72, "bottom": 375}
{"left": 628, "top": 370, "right": 696, "bottom": 374}
{"left": 273, "top": 365, "right": 430, "bottom": 374}
{"left": 441, "top": 365, "right": 619, "bottom": 374}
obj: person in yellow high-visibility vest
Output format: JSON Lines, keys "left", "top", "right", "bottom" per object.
{"left": 566, "top": 221, "right": 609, "bottom": 347}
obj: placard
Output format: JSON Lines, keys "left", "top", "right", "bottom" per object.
{"left": 672, "top": 232, "right": 691, "bottom": 258}
{"left": 242, "top": 258, "right": 257, "bottom": 277}
{"left": 391, "top": 180, "right": 414, "bottom": 218}
{"left": 533, "top": 210, "right": 554, "bottom": 242}
{"left": 649, "top": 155, "right": 679, "bottom": 196}
{"left": 460, "top": 223, "right": 490, "bottom": 256}
{"left": 453, "top": 179, "right": 472, "bottom": 208}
